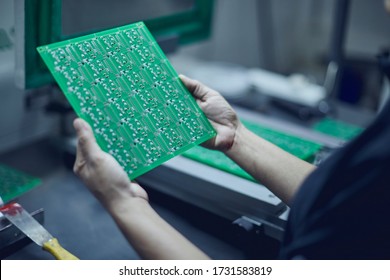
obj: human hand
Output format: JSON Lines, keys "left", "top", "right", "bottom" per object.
{"left": 73, "top": 118, "right": 148, "bottom": 207}
{"left": 180, "top": 75, "right": 241, "bottom": 152}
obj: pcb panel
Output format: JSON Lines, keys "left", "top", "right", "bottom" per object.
{"left": 313, "top": 117, "right": 363, "bottom": 140}
{"left": 37, "top": 22, "right": 216, "bottom": 179}
{"left": 0, "top": 164, "right": 41, "bottom": 205}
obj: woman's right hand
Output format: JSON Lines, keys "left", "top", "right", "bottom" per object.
{"left": 180, "top": 75, "right": 241, "bottom": 152}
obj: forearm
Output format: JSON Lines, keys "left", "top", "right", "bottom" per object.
{"left": 226, "top": 123, "right": 316, "bottom": 206}
{"left": 105, "top": 196, "right": 210, "bottom": 260}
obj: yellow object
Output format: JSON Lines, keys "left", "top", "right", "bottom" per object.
{"left": 42, "top": 238, "right": 79, "bottom": 260}
{"left": 1, "top": 202, "right": 79, "bottom": 260}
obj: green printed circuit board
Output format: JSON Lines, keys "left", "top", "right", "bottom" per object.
{"left": 0, "top": 164, "right": 41, "bottom": 205}
{"left": 38, "top": 22, "right": 216, "bottom": 179}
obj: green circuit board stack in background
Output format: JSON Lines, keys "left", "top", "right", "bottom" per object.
{"left": 312, "top": 117, "right": 363, "bottom": 141}
{"left": 38, "top": 22, "right": 216, "bottom": 179}
{"left": 0, "top": 164, "right": 41, "bottom": 205}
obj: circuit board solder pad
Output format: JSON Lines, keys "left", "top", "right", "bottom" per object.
{"left": 37, "top": 22, "right": 216, "bottom": 179}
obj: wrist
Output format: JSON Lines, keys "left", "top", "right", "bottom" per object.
{"left": 225, "top": 122, "right": 248, "bottom": 156}
{"left": 95, "top": 182, "right": 148, "bottom": 209}
{"left": 105, "top": 195, "right": 150, "bottom": 217}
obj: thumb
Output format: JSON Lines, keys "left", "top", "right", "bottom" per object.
{"left": 73, "top": 118, "right": 101, "bottom": 160}
{"left": 179, "top": 74, "right": 211, "bottom": 100}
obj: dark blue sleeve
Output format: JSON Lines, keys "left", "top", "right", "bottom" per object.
{"left": 279, "top": 102, "right": 390, "bottom": 259}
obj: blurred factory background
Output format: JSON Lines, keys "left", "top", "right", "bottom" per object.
{"left": 2, "top": 0, "right": 389, "bottom": 154}
{"left": 1, "top": 0, "right": 389, "bottom": 259}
